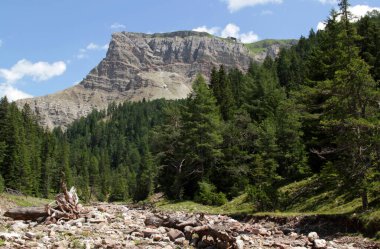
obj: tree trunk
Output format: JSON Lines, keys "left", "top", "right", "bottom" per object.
{"left": 361, "top": 190, "right": 368, "bottom": 210}
{"left": 4, "top": 207, "right": 48, "bottom": 220}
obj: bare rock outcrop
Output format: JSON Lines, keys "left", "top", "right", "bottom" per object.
{"left": 16, "top": 31, "right": 291, "bottom": 129}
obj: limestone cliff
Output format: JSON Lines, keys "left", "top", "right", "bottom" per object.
{"left": 16, "top": 31, "right": 293, "bottom": 129}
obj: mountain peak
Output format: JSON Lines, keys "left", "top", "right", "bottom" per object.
{"left": 16, "top": 31, "right": 294, "bottom": 129}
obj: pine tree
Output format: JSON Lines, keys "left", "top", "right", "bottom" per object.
{"left": 180, "top": 74, "right": 223, "bottom": 197}
{"left": 311, "top": 0, "right": 380, "bottom": 209}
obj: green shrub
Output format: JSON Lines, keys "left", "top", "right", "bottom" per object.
{"left": 194, "top": 181, "right": 227, "bottom": 206}
{"left": 246, "top": 185, "right": 278, "bottom": 211}
{"left": 0, "top": 174, "right": 4, "bottom": 193}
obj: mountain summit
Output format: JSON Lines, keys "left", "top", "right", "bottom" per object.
{"left": 16, "top": 31, "right": 293, "bottom": 129}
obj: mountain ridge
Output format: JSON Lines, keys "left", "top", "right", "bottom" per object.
{"left": 16, "top": 31, "right": 295, "bottom": 129}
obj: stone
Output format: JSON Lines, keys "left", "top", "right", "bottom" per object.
{"left": 11, "top": 221, "right": 28, "bottom": 231}
{"left": 145, "top": 215, "right": 163, "bottom": 227}
{"left": 0, "top": 232, "right": 21, "bottom": 240}
{"left": 308, "top": 232, "right": 319, "bottom": 242}
{"left": 142, "top": 228, "right": 159, "bottom": 238}
{"left": 152, "top": 234, "right": 162, "bottom": 241}
{"left": 236, "top": 239, "right": 245, "bottom": 249}
{"left": 259, "top": 228, "right": 269, "bottom": 236}
{"left": 290, "top": 232, "right": 298, "bottom": 238}
{"left": 167, "top": 229, "right": 184, "bottom": 241}
{"left": 25, "top": 232, "right": 36, "bottom": 239}
{"left": 313, "top": 239, "right": 327, "bottom": 249}
{"left": 174, "top": 237, "right": 186, "bottom": 245}
{"left": 240, "top": 234, "right": 251, "bottom": 241}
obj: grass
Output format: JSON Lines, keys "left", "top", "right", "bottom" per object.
{"left": 155, "top": 175, "right": 380, "bottom": 237}
{"left": 156, "top": 193, "right": 254, "bottom": 215}
{"left": 0, "top": 193, "right": 51, "bottom": 207}
{"left": 244, "top": 39, "right": 298, "bottom": 55}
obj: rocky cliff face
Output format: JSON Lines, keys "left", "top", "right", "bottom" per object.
{"left": 16, "top": 31, "right": 287, "bottom": 129}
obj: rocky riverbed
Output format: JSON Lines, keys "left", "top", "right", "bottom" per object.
{"left": 0, "top": 204, "right": 378, "bottom": 248}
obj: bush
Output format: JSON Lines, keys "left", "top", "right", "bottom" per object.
{"left": 0, "top": 174, "right": 4, "bottom": 193}
{"left": 194, "top": 181, "right": 227, "bottom": 206}
{"left": 246, "top": 185, "right": 278, "bottom": 211}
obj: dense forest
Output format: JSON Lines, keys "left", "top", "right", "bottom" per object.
{"left": 0, "top": 1, "right": 379, "bottom": 211}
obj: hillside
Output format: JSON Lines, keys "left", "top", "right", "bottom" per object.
{"left": 15, "top": 32, "right": 295, "bottom": 130}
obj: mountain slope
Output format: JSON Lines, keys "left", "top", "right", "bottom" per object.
{"left": 16, "top": 31, "right": 294, "bottom": 129}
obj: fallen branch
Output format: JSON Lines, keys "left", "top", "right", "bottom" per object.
{"left": 4, "top": 180, "right": 84, "bottom": 223}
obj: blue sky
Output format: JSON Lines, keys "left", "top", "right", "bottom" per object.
{"left": 0, "top": 0, "right": 379, "bottom": 101}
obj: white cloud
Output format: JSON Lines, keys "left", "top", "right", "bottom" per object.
{"left": 110, "top": 22, "right": 126, "bottom": 30}
{"left": 0, "top": 40, "right": 2, "bottom": 47}
{"left": 77, "top": 42, "right": 109, "bottom": 59}
{"left": 192, "top": 26, "right": 220, "bottom": 35}
{"left": 240, "top": 31, "right": 259, "bottom": 43}
{"left": 221, "top": 23, "right": 240, "bottom": 38}
{"left": 193, "top": 23, "right": 259, "bottom": 43}
{"left": 317, "top": 21, "right": 327, "bottom": 30}
{"left": 86, "top": 42, "right": 108, "bottom": 51}
{"left": 349, "top": 5, "right": 380, "bottom": 21}
{"left": 318, "top": 0, "right": 337, "bottom": 5}
{"left": 0, "top": 59, "right": 66, "bottom": 83}
{"left": 0, "top": 84, "right": 33, "bottom": 101}
{"left": 223, "top": 0, "right": 282, "bottom": 12}
{"left": 221, "top": 23, "right": 259, "bottom": 43}
{"left": 316, "top": 4, "right": 380, "bottom": 30}
{"left": 0, "top": 59, "right": 65, "bottom": 101}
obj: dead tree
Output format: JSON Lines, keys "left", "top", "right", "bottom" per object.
{"left": 4, "top": 180, "right": 85, "bottom": 223}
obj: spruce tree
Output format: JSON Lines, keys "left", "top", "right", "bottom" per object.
{"left": 180, "top": 74, "right": 223, "bottom": 197}
{"left": 311, "top": 0, "right": 380, "bottom": 209}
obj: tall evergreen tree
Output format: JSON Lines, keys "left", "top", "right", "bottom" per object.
{"left": 180, "top": 74, "right": 223, "bottom": 197}
{"left": 310, "top": 0, "right": 380, "bottom": 209}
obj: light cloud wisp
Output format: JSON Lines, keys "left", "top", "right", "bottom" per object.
{"left": 317, "top": 4, "right": 380, "bottom": 30}
{"left": 223, "top": 0, "right": 282, "bottom": 12}
{"left": 0, "top": 59, "right": 66, "bottom": 101}
{"left": 110, "top": 22, "right": 126, "bottom": 30}
{"left": 0, "top": 59, "right": 66, "bottom": 83}
{"left": 193, "top": 23, "right": 259, "bottom": 43}
{"left": 77, "top": 42, "right": 109, "bottom": 59}
{"left": 318, "top": 0, "right": 337, "bottom": 5}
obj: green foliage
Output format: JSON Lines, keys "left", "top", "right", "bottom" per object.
{"left": 244, "top": 39, "right": 297, "bottom": 55}
{"left": 246, "top": 185, "right": 278, "bottom": 211}
{"left": 179, "top": 74, "right": 223, "bottom": 197}
{"left": 194, "top": 181, "right": 227, "bottom": 206}
{"left": 0, "top": 0, "right": 378, "bottom": 215}
{"left": 0, "top": 174, "right": 4, "bottom": 193}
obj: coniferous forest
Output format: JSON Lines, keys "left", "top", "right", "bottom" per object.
{"left": 0, "top": 2, "right": 379, "bottom": 211}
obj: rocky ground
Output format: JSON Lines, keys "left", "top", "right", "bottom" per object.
{"left": 0, "top": 203, "right": 378, "bottom": 249}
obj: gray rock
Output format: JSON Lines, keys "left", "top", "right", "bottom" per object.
{"left": 313, "top": 239, "right": 327, "bottom": 249}
{"left": 308, "top": 232, "right": 319, "bottom": 242}
{"left": 16, "top": 31, "right": 291, "bottom": 130}
{"left": 167, "top": 229, "right": 184, "bottom": 241}
{"left": 259, "top": 228, "right": 269, "bottom": 236}
{"left": 236, "top": 239, "right": 245, "bottom": 249}
{"left": 144, "top": 215, "right": 163, "bottom": 227}
{"left": 0, "top": 232, "right": 21, "bottom": 240}
{"left": 142, "top": 228, "right": 159, "bottom": 238}
{"left": 11, "top": 221, "right": 28, "bottom": 231}
{"left": 25, "top": 232, "right": 36, "bottom": 239}
{"left": 174, "top": 237, "right": 186, "bottom": 245}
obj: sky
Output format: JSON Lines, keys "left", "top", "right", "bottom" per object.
{"left": 0, "top": 0, "right": 379, "bottom": 101}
